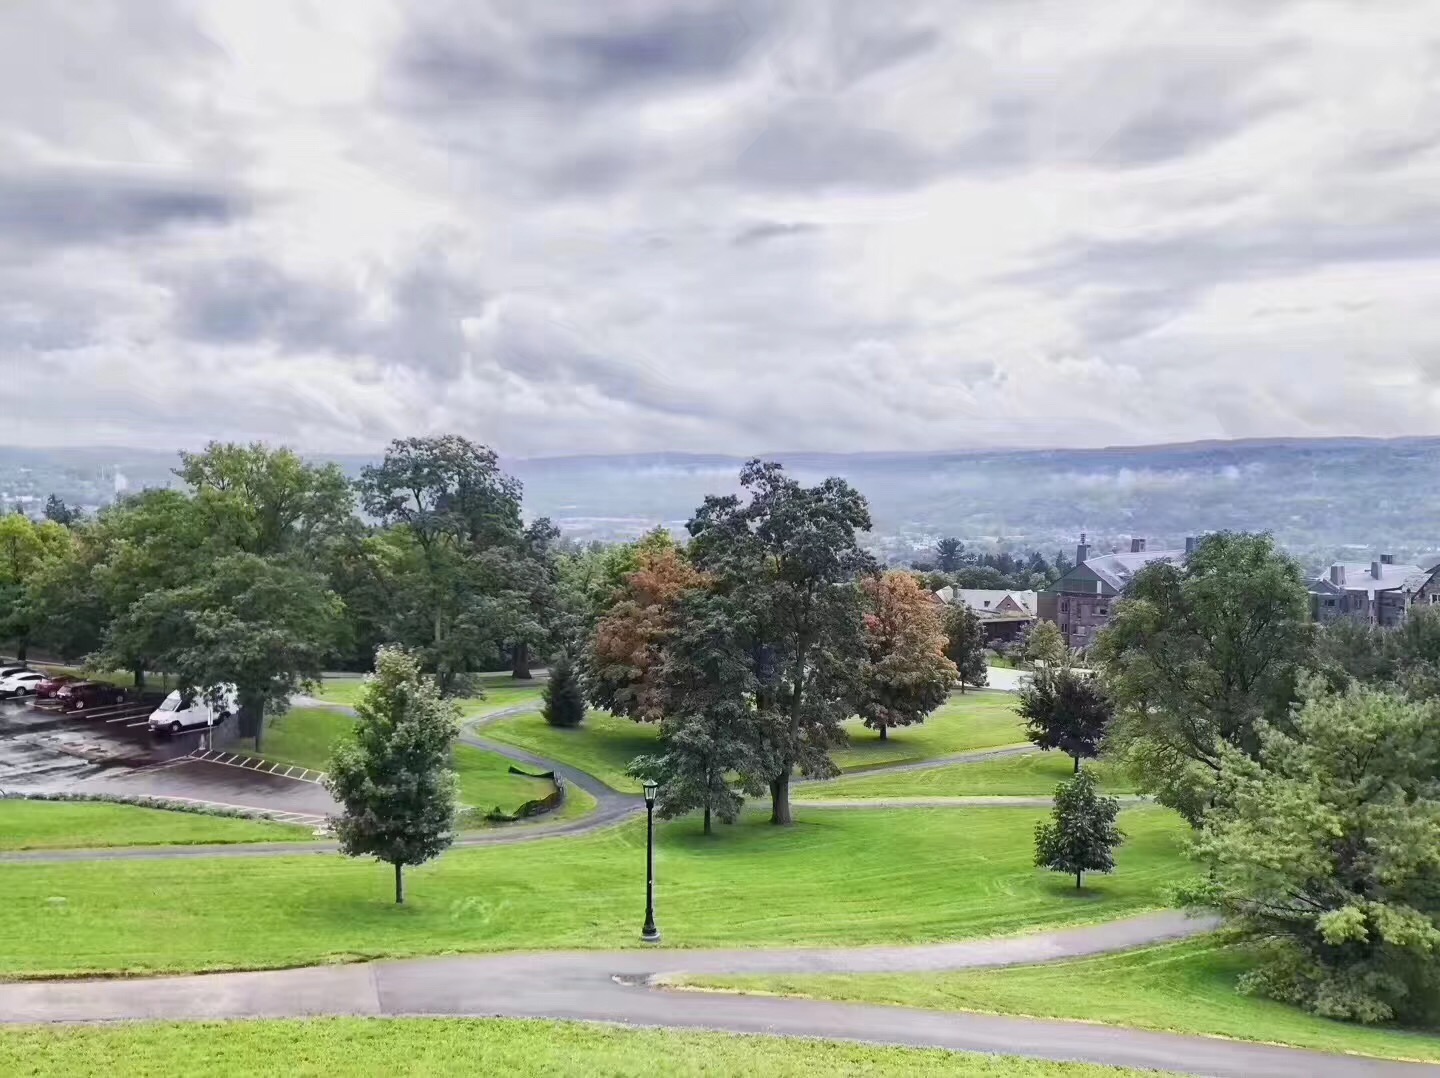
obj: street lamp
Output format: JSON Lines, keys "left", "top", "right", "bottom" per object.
{"left": 641, "top": 779, "right": 661, "bottom": 944}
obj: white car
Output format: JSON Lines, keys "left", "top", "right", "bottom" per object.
{"left": 148, "top": 686, "right": 238, "bottom": 735}
{"left": 0, "top": 670, "right": 45, "bottom": 699}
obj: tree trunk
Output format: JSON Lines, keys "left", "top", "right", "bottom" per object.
{"left": 769, "top": 771, "right": 792, "bottom": 825}
{"left": 959, "top": 680, "right": 966, "bottom": 694}
{"left": 1073, "top": 754, "right": 1081, "bottom": 774}
{"left": 394, "top": 861, "right": 405, "bottom": 904}
{"left": 703, "top": 805, "right": 712, "bottom": 835}
{"left": 878, "top": 724, "right": 888, "bottom": 741}
{"left": 511, "top": 641, "right": 531, "bottom": 680}
{"left": 1076, "top": 870, "right": 1083, "bottom": 890}
{"left": 15, "top": 640, "right": 26, "bottom": 662}
{"left": 132, "top": 664, "right": 145, "bottom": 690}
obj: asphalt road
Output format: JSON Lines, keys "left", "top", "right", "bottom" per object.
{"left": 1, "top": 912, "right": 1430, "bottom": 1077}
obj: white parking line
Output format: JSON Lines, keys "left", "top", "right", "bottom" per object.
{"left": 124, "top": 721, "right": 148, "bottom": 728}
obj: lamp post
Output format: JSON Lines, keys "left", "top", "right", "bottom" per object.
{"left": 641, "top": 779, "right": 661, "bottom": 943}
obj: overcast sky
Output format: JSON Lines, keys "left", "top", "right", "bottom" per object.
{"left": 3, "top": 0, "right": 1439, "bottom": 457}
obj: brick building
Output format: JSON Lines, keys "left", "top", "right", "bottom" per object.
{"left": 1308, "top": 556, "right": 1440, "bottom": 626}
{"left": 1037, "top": 535, "right": 1192, "bottom": 650}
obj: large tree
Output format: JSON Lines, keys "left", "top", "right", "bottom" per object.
{"left": 942, "top": 602, "right": 988, "bottom": 692}
{"left": 357, "top": 436, "right": 533, "bottom": 693}
{"left": 1019, "top": 669, "right": 1113, "bottom": 772}
{"left": 934, "top": 537, "right": 964, "bottom": 573}
{"left": 1094, "top": 532, "right": 1312, "bottom": 825}
{"left": 112, "top": 554, "right": 341, "bottom": 749}
{"left": 1188, "top": 684, "right": 1440, "bottom": 1025}
{"left": 326, "top": 647, "right": 459, "bottom": 904}
{"left": 586, "top": 543, "right": 706, "bottom": 722}
{"left": 1023, "top": 619, "right": 1067, "bottom": 669}
{"left": 632, "top": 589, "right": 761, "bottom": 834}
{"left": 854, "top": 571, "right": 956, "bottom": 740}
{"left": 0, "top": 514, "right": 74, "bottom": 660}
{"left": 687, "top": 460, "right": 873, "bottom": 825}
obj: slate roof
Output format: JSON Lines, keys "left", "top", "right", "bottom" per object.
{"left": 935, "top": 587, "right": 1038, "bottom": 619}
{"left": 1309, "top": 563, "right": 1434, "bottom": 599}
{"left": 1083, "top": 549, "right": 1186, "bottom": 591}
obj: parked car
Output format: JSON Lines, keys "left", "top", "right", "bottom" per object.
{"left": 148, "top": 686, "right": 237, "bottom": 735}
{"left": 55, "top": 681, "right": 126, "bottom": 712}
{"left": 34, "top": 674, "right": 77, "bottom": 699}
{"left": 0, "top": 670, "right": 47, "bottom": 699}
{"left": 0, "top": 664, "right": 30, "bottom": 682}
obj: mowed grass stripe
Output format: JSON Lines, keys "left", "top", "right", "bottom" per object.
{"left": 0, "top": 806, "right": 1187, "bottom": 977}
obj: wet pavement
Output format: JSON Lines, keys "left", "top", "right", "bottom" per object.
{"left": 0, "top": 698, "right": 337, "bottom": 818}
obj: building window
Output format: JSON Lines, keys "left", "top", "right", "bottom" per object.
{"left": 1097, "top": 607, "right": 1108, "bottom": 616}
{"left": 1060, "top": 600, "right": 1069, "bottom": 613}
{"left": 1324, "top": 599, "right": 1335, "bottom": 608}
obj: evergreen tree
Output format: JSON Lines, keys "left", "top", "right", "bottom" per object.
{"left": 1034, "top": 768, "right": 1122, "bottom": 890}
{"left": 934, "top": 537, "right": 964, "bottom": 572}
{"left": 1019, "top": 668, "right": 1113, "bottom": 771}
{"left": 542, "top": 653, "right": 586, "bottom": 728}
{"left": 326, "top": 647, "right": 459, "bottom": 905}
{"left": 942, "top": 602, "right": 988, "bottom": 693}
{"left": 854, "top": 571, "right": 956, "bottom": 740}
{"left": 1188, "top": 684, "right": 1440, "bottom": 1025}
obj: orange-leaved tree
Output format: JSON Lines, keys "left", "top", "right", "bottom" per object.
{"left": 855, "top": 570, "right": 957, "bottom": 740}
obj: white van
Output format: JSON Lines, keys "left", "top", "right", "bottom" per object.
{"left": 148, "top": 686, "right": 238, "bottom": 735}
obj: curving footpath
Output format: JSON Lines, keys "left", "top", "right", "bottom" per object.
{"left": 0, "top": 912, "right": 1431, "bottom": 1076}
{"left": 5, "top": 699, "right": 1434, "bottom": 1074}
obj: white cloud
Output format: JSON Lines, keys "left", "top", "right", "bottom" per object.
{"left": 2, "top": 0, "right": 1440, "bottom": 455}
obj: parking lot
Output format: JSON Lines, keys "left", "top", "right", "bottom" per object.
{"left": 0, "top": 695, "right": 337, "bottom": 822}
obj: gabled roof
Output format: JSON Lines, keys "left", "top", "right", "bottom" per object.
{"left": 1082, "top": 549, "right": 1186, "bottom": 591}
{"left": 935, "top": 587, "right": 1038, "bottom": 619}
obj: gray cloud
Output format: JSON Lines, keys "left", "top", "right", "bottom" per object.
{"left": 731, "top": 220, "right": 822, "bottom": 246}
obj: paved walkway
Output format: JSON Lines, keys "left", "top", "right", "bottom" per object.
{"left": 0, "top": 912, "right": 1428, "bottom": 1076}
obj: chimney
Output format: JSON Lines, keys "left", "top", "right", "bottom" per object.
{"left": 1076, "top": 532, "right": 1089, "bottom": 563}
{"left": 1380, "top": 553, "right": 1395, "bottom": 565}
{"left": 1184, "top": 536, "right": 1197, "bottom": 555}
{"left": 1372, "top": 560, "right": 1383, "bottom": 580}
{"left": 1130, "top": 537, "right": 1146, "bottom": 553}
{"left": 1330, "top": 564, "right": 1346, "bottom": 586}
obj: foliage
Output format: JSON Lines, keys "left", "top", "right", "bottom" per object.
{"left": 1095, "top": 532, "right": 1312, "bottom": 825}
{"left": 934, "top": 536, "right": 964, "bottom": 572}
{"left": 541, "top": 654, "right": 586, "bottom": 728}
{"left": 687, "top": 460, "right": 875, "bottom": 824}
{"left": 0, "top": 513, "right": 74, "bottom": 659}
{"left": 942, "top": 602, "right": 988, "bottom": 692}
{"left": 1019, "top": 669, "right": 1113, "bottom": 771}
{"left": 1317, "top": 606, "right": 1440, "bottom": 700}
{"left": 357, "top": 436, "right": 540, "bottom": 692}
{"left": 1033, "top": 768, "right": 1122, "bottom": 890}
{"left": 43, "top": 495, "right": 80, "bottom": 526}
{"left": 1022, "top": 620, "right": 1067, "bottom": 669}
{"left": 854, "top": 571, "right": 956, "bottom": 738}
{"left": 326, "top": 647, "right": 459, "bottom": 904}
{"left": 585, "top": 543, "right": 706, "bottom": 722}
{"left": 1186, "top": 684, "right": 1440, "bottom": 1025}
{"left": 630, "top": 589, "right": 760, "bottom": 833}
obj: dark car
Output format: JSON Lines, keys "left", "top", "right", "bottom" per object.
{"left": 34, "top": 674, "right": 77, "bottom": 700}
{"left": 56, "top": 681, "right": 126, "bottom": 712}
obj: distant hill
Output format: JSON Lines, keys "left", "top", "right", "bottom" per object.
{"left": 3, "top": 438, "right": 1437, "bottom": 569}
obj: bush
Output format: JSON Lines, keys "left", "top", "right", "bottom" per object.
{"left": 542, "top": 655, "right": 586, "bottom": 728}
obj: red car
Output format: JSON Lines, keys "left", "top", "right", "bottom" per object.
{"left": 34, "top": 674, "right": 78, "bottom": 700}
{"left": 56, "top": 681, "right": 126, "bottom": 712}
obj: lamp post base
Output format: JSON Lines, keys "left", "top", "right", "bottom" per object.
{"left": 641, "top": 927, "right": 662, "bottom": 944}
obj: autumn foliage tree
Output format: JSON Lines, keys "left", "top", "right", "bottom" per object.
{"left": 855, "top": 571, "right": 957, "bottom": 740}
{"left": 585, "top": 544, "right": 707, "bottom": 722}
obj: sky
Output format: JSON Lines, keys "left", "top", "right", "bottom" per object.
{"left": 3, "top": 0, "right": 1439, "bottom": 457}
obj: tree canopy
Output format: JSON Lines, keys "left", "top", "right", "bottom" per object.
{"left": 854, "top": 571, "right": 956, "bottom": 739}
{"left": 1019, "top": 669, "right": 1113, "bottom": 771}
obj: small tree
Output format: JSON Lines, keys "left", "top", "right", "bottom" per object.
{"left": 855, "top": 571, "right": 957, "bottom": 740}
{"left": 1024, "top": 620, "right": 1067, "bottom": 670}
{"left": 1019, "top": 669, "right": 1113, "bottom": 772}
{"left": 1034, "top": 768, "right": 1122, "bottom": 890}
{"left": 326, "top": 647, "right": 459, "bottom": 905}
{"left": 934, "top": 537, "right": 964, "bottom": 573}
{"left": 542, "top": 653, "right": 586, "bottom": 728}
{"left": 942, "top": 603, "right": 988, "bottom": 693}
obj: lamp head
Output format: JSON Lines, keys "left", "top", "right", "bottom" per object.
{"left": 643, "top": 779, "right": 659, "bottom": 807}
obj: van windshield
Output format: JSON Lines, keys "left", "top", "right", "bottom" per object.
{"left": 158, "top": 696, "right": 183, "bottom": 712}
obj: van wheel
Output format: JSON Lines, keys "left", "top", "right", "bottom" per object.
{"left": 170, "top": 720, "right": 182, "bottom": 735}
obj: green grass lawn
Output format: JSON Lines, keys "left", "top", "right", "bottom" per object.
{"left": 798, "top": 753, "right": 1132, "bottom": 800}
{"left": 481, "top": 710, "right": 661, "bottom": 793}
{"left": 0, "top": 801, "right": 309, "bottom": 850}
{"left": 313, "top": 676, "right": 544, "bottom": 716}
{"left": 686, "top": 938, "right": 1440, "bottom": 1065}
{"left": 0, "top": 806, "right": 1187, "bottom": 977}
{"left": 830, "top": 694, "right": 1026, "bottom": 772}
{"left": 256, "top": 708, "right": 563, "bottom": 818}
{"left": 0, "top": 1018, "right": 1148, "bottom": 1077}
